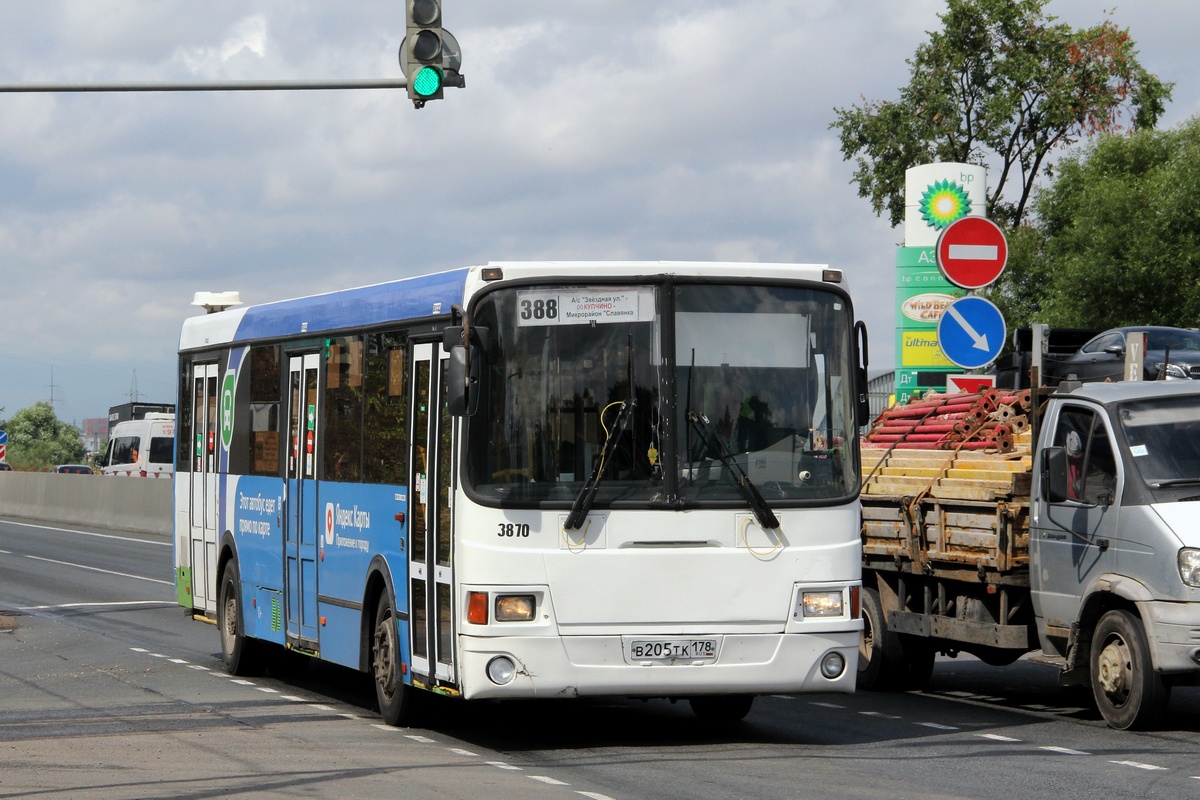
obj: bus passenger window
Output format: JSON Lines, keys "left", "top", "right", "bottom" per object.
{"left": 363, "top": 330, "right": 410, "bottom": 485}
{"left": 249, "top": 345, "right": 282, "bottom": 477}
{"left": 325, "top": 336, "right": 364, "bottom": 481}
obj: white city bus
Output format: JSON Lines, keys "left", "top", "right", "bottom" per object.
{"left": 175, "top": 262, "right": 868, "bottom": 724}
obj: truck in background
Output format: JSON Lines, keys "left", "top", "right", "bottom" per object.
{"left": 859, "top": 381, "right": 1200, "bottom": 729}
{"left": 100, "top": 412, "right": 175, "bottom": 477}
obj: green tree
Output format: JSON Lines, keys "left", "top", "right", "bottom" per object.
{"left": 832, "top": 0, "right": 1172, "bottom": 228}
{"left": 992, "top": 117, "right": 1200, "bottom": 329}
{"left": 0, "top": 402, "right": 86, "bottom": 471}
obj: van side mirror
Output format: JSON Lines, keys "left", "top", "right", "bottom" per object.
{"left": 1043, "top": 446, "right": 1070, "bottom": 503}
{"left": 443, "top": 325, "right": 489, "bottom": 416}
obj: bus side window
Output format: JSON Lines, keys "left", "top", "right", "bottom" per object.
{"left": 248, "top": 345, "right": 282, "bottom": 477}
{"left": 363, "top": 330, "right": 410, "bottom": 485}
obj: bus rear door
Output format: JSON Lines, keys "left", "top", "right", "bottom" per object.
{"left": 190, "top": 363, "right": 219, "bottom": 614}
{"left": 285, "top": 353, "right": 321, "bottom": 648}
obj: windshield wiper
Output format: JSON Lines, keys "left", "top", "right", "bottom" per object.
{"left": 687, "top": 410, "right": 780, "bottom": 530}
{"left": 565, "top": 400, "right": 635, "bottom": 530}
{"left": 1151, "top": 477, "right": 1200, "bottom": 487}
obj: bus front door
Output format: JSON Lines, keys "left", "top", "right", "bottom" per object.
{"left": 285, "top": 353, "right": 321, "bottom": 648}
{"left": 409, "top": 343, "right": 455, "bottom": 686}
{"left": 190, "top": 363, "right": 219, "bottom": 614}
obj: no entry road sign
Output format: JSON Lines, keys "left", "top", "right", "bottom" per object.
{"left": 936, "top": 216, "right": 1008, "bottom": 290}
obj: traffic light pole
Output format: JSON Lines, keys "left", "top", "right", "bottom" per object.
{"left": 0, "top": 79, "right": 410, "bottom": 93}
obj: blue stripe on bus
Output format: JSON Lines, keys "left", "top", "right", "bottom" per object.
{"left": 233, "top": 268, "right": 470, "bottom": 342}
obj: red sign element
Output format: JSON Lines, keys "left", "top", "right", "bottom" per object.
{"left": 306, "top": 429, "right": 314, "bottom": 454}
{"left": 947, "top": 374, "right": 997, "bottom": 394}
{"left": 936, "top": 216, "right": 1008, "bottom": 290}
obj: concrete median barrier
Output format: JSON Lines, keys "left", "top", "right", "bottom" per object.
{"left": 0, "top": 473, "right": 171, "bottom": 535}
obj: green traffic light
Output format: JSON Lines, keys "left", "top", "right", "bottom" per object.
{"left": 412, "top": 65, "right": 443, "bottom": 98}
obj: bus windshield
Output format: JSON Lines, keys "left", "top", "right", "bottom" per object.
{"left": 466, "top": 281, "right": 857, "bottom": 507}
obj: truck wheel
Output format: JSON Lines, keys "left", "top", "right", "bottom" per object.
{"left": 218, "top": 560, "right": 262, "bottom": 676}
{"left": 1090, "top": 609, "right": 1169, "bottom": 730}
{"left": 372, "top": 592, "right": 418, "bottom": 726}
{"left": 893, "top": 636, "right": 935, "bottom": 691}
{"left": 689, "top": 694, "right": 754, "bottom": 722}
{"left": 858, "top": 586, "right": 901, "bottom": 691}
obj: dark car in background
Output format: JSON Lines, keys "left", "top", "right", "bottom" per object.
{"left": 52, "top": 464, "right": 94, "bottom": 474}
{"left": 1046, "top": 326, "right": 1200, "bottom": 385}
{"left": 0, "top": 462, "right": 11, "bottom": 471}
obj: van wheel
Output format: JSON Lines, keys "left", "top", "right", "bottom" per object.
{"left": 218, "top": 560, "right": 262, "bottom": 676}
{"left": 1090, "top": 610, "right": 1168, "bottom": 730}
{"left": 372, "top": 592, "right": 418, "bottom": 726}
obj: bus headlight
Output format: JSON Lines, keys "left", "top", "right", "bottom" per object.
{"left": 495, "top": 594, "right": 536, "bottom": 622}
{"left": 801, "top": 590, "right": 845, "bottom": 618}
{"left": 1179, "top": 548, "right": 1200, "bottom": 588}
{"left": 486, "top": 656, "right": 517, "bottom": 685}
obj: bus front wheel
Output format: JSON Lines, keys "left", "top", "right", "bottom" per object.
{"left": 218, "top": 560, "right": 262, "bottom": 676}
{"left": 373, "top": 592, "right": 417, "bottom": 726}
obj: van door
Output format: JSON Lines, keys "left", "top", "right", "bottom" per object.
{"left": 190, "top": 364, "right": 220, "bottom": 614}
{"left": 408, "top": 342, "right": 455, "bottom": 685}
{"left": 285, "top": 353, "right": 321, "bottom": 647}
{"left": 1031, "top": 403, "right": 1121, "bottom": 638}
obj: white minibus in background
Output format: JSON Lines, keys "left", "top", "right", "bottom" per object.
{"left": 101, "top": 412, "right": 175, "bottom": 477}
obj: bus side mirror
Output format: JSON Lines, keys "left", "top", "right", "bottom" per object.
{"left": 854, "top": 320, "right": 871, "bottom": 426}
{"left": 1042, "top": 446, "right": 1070, "bottom": 503}
{"left": 443, "top": 326, "right": 489, "bottom": 417}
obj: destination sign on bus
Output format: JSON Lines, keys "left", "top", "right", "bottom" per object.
{"left": 516, "top": 288, "right": 656, "bottom": 327}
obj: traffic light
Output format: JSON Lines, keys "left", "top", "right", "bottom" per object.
{"left": 405, "top": 0, "right": 444, "bottom": 106}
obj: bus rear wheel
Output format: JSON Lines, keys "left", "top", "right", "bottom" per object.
{"left": 218, "top": 560, "right": 262, "bottom": 676}
{"left": 372, "top": 592, "right": 417, "bottom": 726}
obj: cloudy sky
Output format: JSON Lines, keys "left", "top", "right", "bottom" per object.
{"left": 1, "top": 0, "right": 1198, "bottom": 429}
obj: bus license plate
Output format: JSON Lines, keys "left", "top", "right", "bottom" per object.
{"left": 627, "top": 638, "right": 719, "bottom": 663}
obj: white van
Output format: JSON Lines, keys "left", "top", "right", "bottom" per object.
{"left": 101, "top": 413, "right": 175, "bottom": 477}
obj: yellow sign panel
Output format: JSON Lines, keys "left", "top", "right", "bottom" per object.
{"left": 901, "top": 330, "right": 955, "bottom": 368}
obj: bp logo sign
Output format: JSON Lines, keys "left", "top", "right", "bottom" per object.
{"left": 919, "top": 179, "right": 971, "bottom": 230}
{"left": 220, "top": 371, "right": 237, "bottom": 450}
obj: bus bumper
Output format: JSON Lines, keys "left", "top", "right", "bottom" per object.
{"left": 457, "top": 631, "right": 860, "bottom": 700}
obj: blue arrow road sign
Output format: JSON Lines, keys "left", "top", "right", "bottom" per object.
{"left": 937, "top": 296, "right": 1006, "bottom": 370}
{"left": 0, "top": 431, "right": 7, "bottom": 446}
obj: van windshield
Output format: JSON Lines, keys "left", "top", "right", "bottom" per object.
{"left": 1117, "top": 395, "right": 1200, "bottom": 492}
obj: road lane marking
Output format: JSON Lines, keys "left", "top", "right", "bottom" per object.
{"left": 976, "top": 733, "right": 1021, "bottom": 742}
{"left": 405, "top": 734, "right": 436, "bottom": 743}
{"left": 21, "top": 555, "right": 173, "bottom": 586}
{"left": 577, "top": 793, "right": 618, "bottom": 800}
{"left": 810, "top": 702, "right": 845, "bottom": 709}
{"left": 19, "top": 599, "right": 175, "bottom": 610}
{"left": 487, "top": 761, "right": 522, "bottom": 771}
{"left": 859, "top": 711, "right": 901, "bottom": 719}
{"left": 1040, "top": 746, "right": 1090, "bottom": 756}
{"left": 449, "top": 748, "right": 479, "bottom": 757}
{"left": 1110, "top": 760, "right": 1167, "bottom": 771}
{"left": 915, "top": 722, "right": 959, "bottom": 730}
{"left": 0, "top": 519, "right": 171, "bottom": 546}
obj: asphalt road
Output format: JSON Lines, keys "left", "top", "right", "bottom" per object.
{"left": 2, "top": 516, "right": 1199, "bottom": 800}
